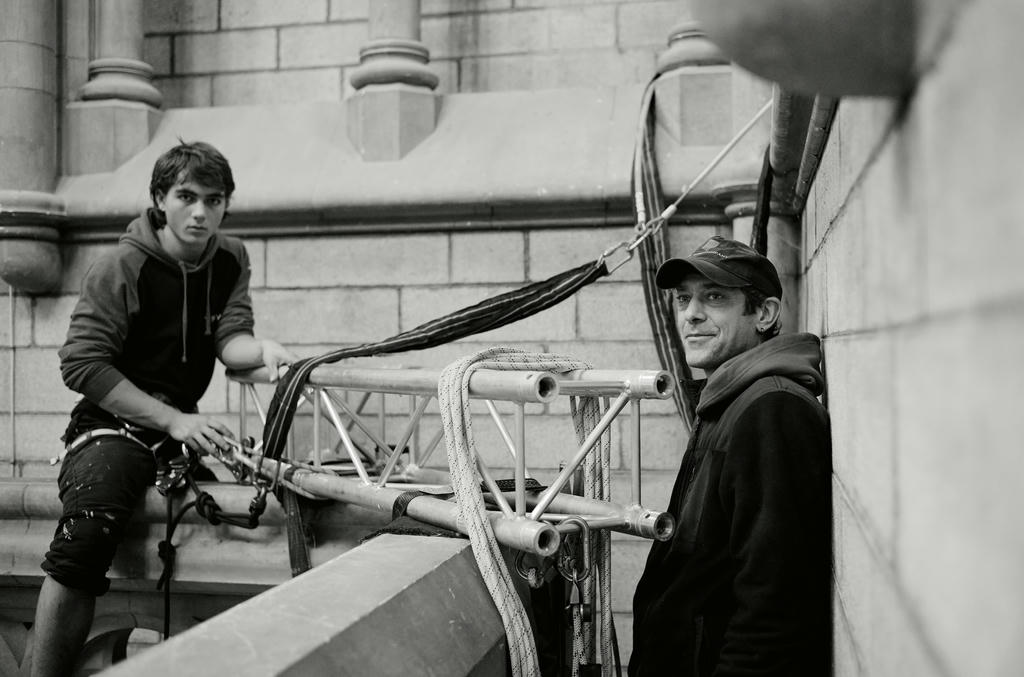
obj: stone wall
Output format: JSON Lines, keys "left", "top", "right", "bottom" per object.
{"left": 803, "top": 1, "right": 1024, "bottom": 675}
{"left": 140, "top": 0, "right": 686, "bottom": 107}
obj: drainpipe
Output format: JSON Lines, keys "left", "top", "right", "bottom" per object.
{"left": 8, "top": 287, "right": 13, "bottom": 477}
{"left": 346, "top": 0, "right": 439, "bottom": 161}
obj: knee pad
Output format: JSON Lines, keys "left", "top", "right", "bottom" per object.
{"left": 41, "top": 513, "right": 125, "bottom": 596}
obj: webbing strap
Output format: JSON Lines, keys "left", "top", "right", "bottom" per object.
{"left": 633, "top": 79, "right": 695, "bottom": 430}
{"left": 260, "top": 259, "right": 609, "bottom": 462}
{"left": 749, "top": 145, "right": 774, "bottom": 256}
{"left": 391, "top": 490, "right": 426, "bottom": 521}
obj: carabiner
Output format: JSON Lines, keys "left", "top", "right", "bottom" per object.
{"left": 598, "top": 240, "right": 634, "bottom": 275}
{"left": 556, "top": 516, "right": 592, "bottom": 583}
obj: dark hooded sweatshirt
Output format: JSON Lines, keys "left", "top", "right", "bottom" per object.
{"left": 630, "top": 333, "right": 831, "bottom": 677}
{"left": 59, "top": 209, "right": 255, "bottom": 431}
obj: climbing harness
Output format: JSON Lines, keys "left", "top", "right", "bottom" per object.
{"left": 50, "top": 426, "right": 161, "bottom": 466}
{"left": 155, "top": 436, "right": 273, "bottom": 639}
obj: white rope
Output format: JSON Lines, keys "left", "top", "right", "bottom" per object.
{"left": 439, "top": 347, "right": 594, "bottom": 677}
{"left": 569, "top": 396, "right": 615, "bottom": 675}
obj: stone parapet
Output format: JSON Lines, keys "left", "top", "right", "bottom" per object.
{"left": 98, "top": 535, "right": 506, "bottom": 677}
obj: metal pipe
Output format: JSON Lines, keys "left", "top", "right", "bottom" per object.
{"left": 495, "top": 491, "right": 674, "bottom": 541}
{"left": 321, "top": 390, "right": 372, "bottom": 484}
{"left": 556, "top": 369, "right": 674, "bottom": 400}
{"left": 530, "top": 391, "right": 631, "bottom": 519}
{"left": 279, "top": 465, "right": 560, "bottom": 556}
{"left": 476, "top": 456, "right": 515, "bottom": 519}
{"left": 229, "top": 366, "right": 560, "bottom": 404}
{"left": 416, "top": 426, "right": 445, "bottom": 466}
{"left": 9, "top": 287, "right": 15, "bottom": 478}
{"left": 631, "top": 398, "right": 642, "bottom": 504}
{"left": 239, "top": 380, "right": 248, "bottom": 441}
{"left": 514, "top": 402, "right": 525, "bottom": 517}
{"left": 312, "top": 386, "right": 322, "bottom": 467}
{"left": 794, "top": 95, "right": 839, "bottom": 205}
{"left": 768, "top": 87, "right": 815, "bottom": 209}
{"left": 376, "top": 396, "right": 431, "bottom": 486}
{"left": 327, "top": 390, "right": 393, "bottom": 460}
{"left": 0, "top": 480, "right": 287, "bottom": 525}
{"left": 485, "top": 399, "right": 519, "bottom": 463}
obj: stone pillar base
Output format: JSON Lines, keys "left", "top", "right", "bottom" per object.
{"left": 65, "top": 100, "right": 162, "bottom": 175}
{"left": 347, "top": 84, "right": 439, "bottom": 161}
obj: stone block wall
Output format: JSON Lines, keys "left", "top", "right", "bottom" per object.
{"left": 804, "top": 1, "right": 1024, "bottom": 675}
{"left": 141, "top": 0, "right": 690, "bottom": 107}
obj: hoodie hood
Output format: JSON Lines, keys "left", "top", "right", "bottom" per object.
{"left": 120, "top": 209, "right": 221, "bottom": 362}
{"left": 120, "top": 208, "right": 222, "bottom": 270}
{"left": 695, "top": 332, "right": 825, "bottom": 416}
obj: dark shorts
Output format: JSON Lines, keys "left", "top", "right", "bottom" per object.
{"left": 41, "top": 436, "right": 156, "bottom": 596}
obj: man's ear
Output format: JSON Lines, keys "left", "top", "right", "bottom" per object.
{"left": 758, "top": 296, "right": 782, "bottom": 331}
{"left": 153, "top": 191, "right": 166, "bottom": 211}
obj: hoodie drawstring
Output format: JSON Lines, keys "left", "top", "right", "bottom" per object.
{"left": 205, "top": 259, "right": 213, "bottom": 336}
{"left": 179, "top": 262, "right": 189, "bottom": 363}
{"left": 178, "top": 260, "right": 216, "bottom": 363}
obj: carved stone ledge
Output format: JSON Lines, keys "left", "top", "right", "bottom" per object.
{"left": 0, "top": 190, "right": 63, "bottom": 292}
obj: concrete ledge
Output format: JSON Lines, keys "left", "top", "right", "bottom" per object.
{"left": 101, "top": 535, "right": 506, "bottom": 677}
{"left": 56, "top": 86, "right": 737, "bottom": 239}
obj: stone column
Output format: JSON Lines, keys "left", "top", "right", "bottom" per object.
{"left": 0, "top": 0, "right": 63, "bottom": 292}
{"left": 347, "top": 0, "right": 439, "bottom": 161}
{"left": 713, "top": 67, "right": 797, "bottom": 330}
{"left": 713, "top": 182, "right": 802, "bottom": 332}
{"left": 654, "top": 22, "right": 730, "bottom": 146}
{"left": 65, "top": 0, "right": 162, "bottom": 175}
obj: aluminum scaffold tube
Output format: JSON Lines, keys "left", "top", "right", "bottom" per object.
{"left": 226, "top": 362, "right": 676, "bottom": 547}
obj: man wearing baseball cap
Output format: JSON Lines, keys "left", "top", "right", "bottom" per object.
{"left": 630, "top": 236, "right": 832, "bottom": 676}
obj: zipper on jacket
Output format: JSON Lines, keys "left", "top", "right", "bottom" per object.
{"left": 686, "top": 417, "right": 702, "bottom": 484}
{"left": 693, "top": 615, "right": 705, "bottom": 674}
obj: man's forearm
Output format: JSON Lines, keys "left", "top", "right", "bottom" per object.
{"left": 97, "top": 380, "right": 181, "bottom": 432}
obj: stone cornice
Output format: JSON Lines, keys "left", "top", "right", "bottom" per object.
{"left": 57, "top": 87, "right": 738, "bottom": 241}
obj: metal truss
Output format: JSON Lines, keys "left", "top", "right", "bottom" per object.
{"left": 225, "top": 363, "right": 676, "bottom": 557}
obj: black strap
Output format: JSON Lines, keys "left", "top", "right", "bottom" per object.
{"left": 481, "top": 477, "right": 546, "bottom": 493}
{"left": 260, "top": 259, "right": 609, "bottom": 463}
{"left": 392, "top": 490, "right": 427, "bottom": 521}
{"left": 282, "top": 489, "right": 312, "bottom": 577}
{"left": 633, "top": 78, "right": 696, "bottom": 428}
{"left": 749, "top": 145, "right": 774, "bottom": 256}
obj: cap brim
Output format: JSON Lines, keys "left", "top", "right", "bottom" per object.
{"left": 655, "top": 257, "right": 751, "bottom": 289}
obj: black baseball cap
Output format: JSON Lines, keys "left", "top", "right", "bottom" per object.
{"left": 655, "top": 236, "right": 783, "bottom": 298}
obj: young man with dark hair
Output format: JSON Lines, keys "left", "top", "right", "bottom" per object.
{"left": 630, "top": 236, "right": 831, "bottom": 676}
{"left": 30, "top": 141, "right": 295, "bottom": 677}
